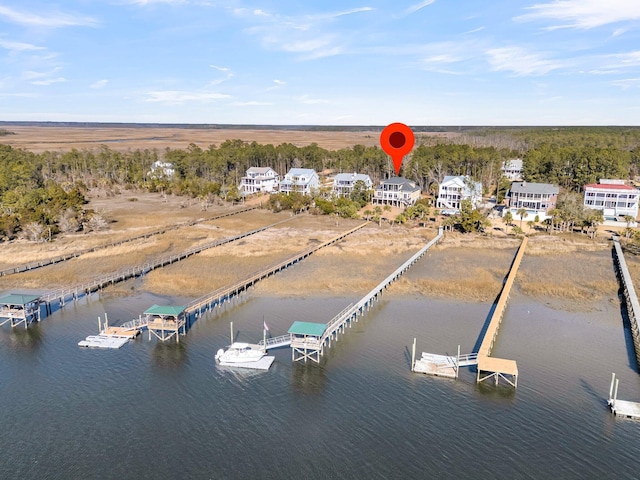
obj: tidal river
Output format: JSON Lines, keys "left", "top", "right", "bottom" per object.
{"left": 0, "top": 286, "right": 639, "bottom": 479}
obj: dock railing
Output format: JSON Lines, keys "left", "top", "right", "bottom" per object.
{"left": 612, "top": 236, "right": 640, "bottom": 367}
{"left": 0, "top": 205, "right": 257, "bottom": 277}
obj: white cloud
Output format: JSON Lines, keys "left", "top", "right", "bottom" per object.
{"left": 611, "top": 78, "right": 640, "bottom": 89}
{"left": 209, "top": 64, "right": 230, "bottom": 72}
{"left": 232, "top": 101, "right": 274, "bottom": 106}
{"left": 403, "top": 0, "right": 436, "bottom": 16}
{"left": 0, "top": 5, "right": 97, "bottom": 28}
{"left": 130, "top": 0, "right": 187, "bottom": 5}
{"left": 145, "top": 90, "right": 231, "bottom": 103}
{"left": 273, "top": 79, "right": 286, "bottom": 85}
{"left": 23, "top": 67, "right": 63, "bottom": 80}
{"left": 515, "top": 0, "right": 640, "bottom": 29}
{"left": 0, "top": 40, "right": 45, "bottom": 52}
{"left": 90, "top": 79, "right": 109, "bottom": 89}
{"left": 486, "top": 46, "right": 563, "bottom": 75}
{"left": 31, "top": 77, "right": 67, "bottom": 86}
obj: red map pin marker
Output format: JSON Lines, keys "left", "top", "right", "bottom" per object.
{"left": 380, "top": 122, "right": 415, "bottom": 176}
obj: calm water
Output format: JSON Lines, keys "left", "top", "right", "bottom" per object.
{"left": 1, "top": 285, "right": 639, "bottom": 479}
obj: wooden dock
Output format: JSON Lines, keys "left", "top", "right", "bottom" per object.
{"left": 36, "top": 216, "right": 293, "bottom": 318}
{"left": 0, "top": 205, "right": 258, "bottom": 277}
{"left": 412, "top": 341, "right": 478, "bottom": 378}
{"left": 612, "top": 236, "right": 640, "bottom": 368}
{"left": 184, "top": 221, "right": 369, "bottom": 318}
{"left": 608, "top": 373, "right": 640, "bottom": 419}
{"left": 288, "top": 227, "right": 444, "bottom": 362}
{"left": 474, "top": 237, "right": 527, "bottom": 388}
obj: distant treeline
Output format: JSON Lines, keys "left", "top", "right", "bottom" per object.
{"left": 1, "top": 126, "right": 640, "bottom": 241}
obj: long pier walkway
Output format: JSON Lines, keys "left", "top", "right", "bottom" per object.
{"left": 184, "top": 222, "right": 369, "bottom": 318}
{"left": 288, "top": 227, "right": 444, "bottom": 363}
{"left": 0, "top": 205, "right": 257, "bottom": 277}
{"left": 612, "top": 236, "right": 640, "bottom": 368}
{"left": 34, "top": 215, "right": 292, "bottom": 317}
{"left": 474, "top": 236, "right": 527, "bottom": 388}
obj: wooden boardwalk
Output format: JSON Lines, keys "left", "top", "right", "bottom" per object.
{"left": 612, "top": 236, "right": 640, "bottom": 368}
{"left": 37, "top": 215, "right": 293, "bottom": 317}
{"left": 185, "top": 222, "right": 369, "bottom": 318}
{"left": 475, "top": 237, "right": 527, "bottom": 388}
{"left": 288, "top": 228, "right": 444, "bottom": 362}
{"left": 0, "top": 205, "right": 257, "bottom": 277}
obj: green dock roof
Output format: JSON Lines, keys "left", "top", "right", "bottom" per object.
{"left": 288, "top": 321, "right": 326, "bottom": 337}
{"left": 144, "top": 305, "right": 186, "bottom": 316}
{"left": 0, "top": 293, "right": 40, "bottom": 305}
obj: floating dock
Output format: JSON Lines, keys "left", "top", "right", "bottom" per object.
{"left": 412, "top": 342, "right": 478, "bottom": 379}
{"left": 217, "top": 356, "right": 275, "bottom": 370}
{"left": 78, "top": 335, "right": 130, "bottom": 349}
{"left": 608, "top": 372, "right": 640, "bottom": 419}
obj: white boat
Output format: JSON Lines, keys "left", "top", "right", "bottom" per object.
{"left": 215, "top": 342, "right": 265, "bottom": 364}
{"left": 215, "top": 342, "right": 275, "bottom": 370}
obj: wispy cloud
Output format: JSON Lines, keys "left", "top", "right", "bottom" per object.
{"left": 403, "top": 0, "right": 436, "bottom": 16}
{"left": 129, "top": 0, "right": 187, "bottom": 5}
{"left": 486, "top": 46, "right": 563, "bottom": 75}
{"left": 208, "top": 64, "right": 234, "bottom": 85}
{"left": 237, "top": 6, "right": 372, "bottom": 60}
{"left": 0, "top": 5, "right": 97, "bottom": 28}
{"left": 145, "top": 90, "right": 231, "bottom": 103}
{"left": 266, "top": 79, "right": 286, "bottom": 91}
{"left": 22, "top": 67, "right": 63, "bottom": 80}
{"left": 611, "top": 78, "right": 640, "bottom": 89}
{"left": 90, "top": 79, "right": 109, "bottom": 89}
{"left": 232, "top": 101, "right": 274, "bottom": 106}
{"left": 0, "top": 40, "right": 45, "bottom": 53}
{"left": 31, "top": 77, "right": 67, "bottom": 86}
{"left": 515, "top": 0, "right": 640, "bottom": 29}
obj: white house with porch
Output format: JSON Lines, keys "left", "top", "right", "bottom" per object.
{"left": 332, "top": 172, "right": 373, "bottom": 197}
{"left": 279, "top": 168, "right": 320, "bottom": 195}
{"left": 502, "top": 159, "right": 523, "bottom": 181}
{"left": 436, "top": 175, "right": 482, "bottom": 213}
{"left": 240, "top": 167, "right": 279, "bottom": 195}
{"left": 583, "top": 179, "right": 640, "bottom": 219}
{"left": 372, "top": 177, "right": 421, "bottom": 208}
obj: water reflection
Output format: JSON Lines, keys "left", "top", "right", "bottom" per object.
{"left": 152, "top": 341, "right": 187, "bottom": 369}
{"left": 7, "top": 325, "right": 43, "bottom": 350}
{"left": 291, "top": 362, "right": 327, "bottom": 395}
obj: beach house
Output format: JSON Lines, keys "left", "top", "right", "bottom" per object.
{"left": 372, "top": 177, "right": 421, "bottom": 208}
{"left": 279, "top": 168, "right": 320, "bottom": 195}
{"left": 240, "top": 167, "right": 280, "bottom": 196}
{"left": 332, "top": 172, "right": 373, "bottom": 197}
{"left": 148, "top": 161, "right": 175, "bottom": 179}
{"left": 502, "top": 159, "right": 523, "bottom": 181}
{"left": 436, "top": 175, "right": 482, "bottom": 214}
{"left": 583, "top": 179, "right": 640, "bottom": 219}
{"left": 504, "top": 181, "right": 559, "bottom": 221}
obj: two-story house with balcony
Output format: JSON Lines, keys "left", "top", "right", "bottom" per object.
{"left": 239, "top": 167, "right": 280, "bottom": 196}
{"left": 372, "top": 177, "right": 421, "bottom": 208}
{"left": 332, "top": 172, "right": 373, "bottom": 197}
{"left": 279, "top": 168, "right": 320, "bottom": 195}
{"left": 502, "top": 159, "right": 523, "bottom": 181}
{"left": 583, "top": 179, "right": 640, "bottom": 219}
{"left": 435, "top": 175, "right": 482, "bottom": 214}
{"left": 505, "top": 181, "right": 559, "bottom": 221}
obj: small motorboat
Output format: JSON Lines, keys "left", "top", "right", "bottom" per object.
{"left": 215, "top": 342, "right": 265, "bottom": 364}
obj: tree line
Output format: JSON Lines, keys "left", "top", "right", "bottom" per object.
{"left": 2, "top": 126, "right": 640, "bottom": 240}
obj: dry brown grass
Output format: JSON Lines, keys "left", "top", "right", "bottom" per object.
{"left": 2, "top": 125, "right": 461, "bottom": 153}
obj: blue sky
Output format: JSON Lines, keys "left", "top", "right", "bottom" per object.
{"left": 1, "top": 0, "right": 639, "bottom": 125}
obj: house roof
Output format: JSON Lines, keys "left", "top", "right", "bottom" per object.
{"left": 584, "top": 183, "right": 638, "bottom": 191}
{"left": 334, "top": 173, "right": 371, "bottom": 183}
{"left": 377, "top": 176, "right": 420, "bottom": 192}
{"left": 288, "top": 321, "right": 326, "bottom": 336}
{"left": 287, "top": 168, "right": 317, "bottom": 176}
{"left": 0, "top": 293, "right": 40, "bottom": 305}
{"left": 502, "top": 159, "right": 523, "bottom": 169}
{"left": 246, "top": 167, "right": 275, "bottom": 174}
{"left": 510, "top": 182, "right": 559, "bottom": 195}
{"left": 144, "top": 305, "right": 186, "bottom": 316}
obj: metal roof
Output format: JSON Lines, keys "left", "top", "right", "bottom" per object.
{"left": 509, "top": 182, "right": 559, "bottom": 195}
{"left": 288, "top": 321, "right": 326, "bottom": 336}
{"left": 0, "top": 293, "right": 40, "bottom": 305}
{"left": 144, "top": 305, "right": 186, "bottom": 316}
